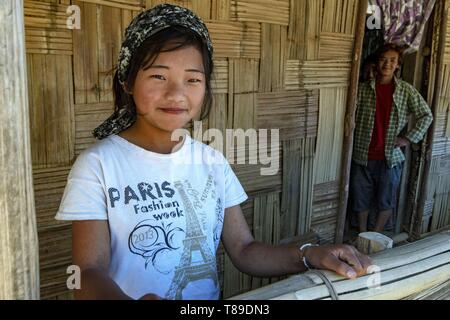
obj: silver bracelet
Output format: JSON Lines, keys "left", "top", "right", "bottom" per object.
{"left": 299, "top": 243, "right": 319, "bottom": 269}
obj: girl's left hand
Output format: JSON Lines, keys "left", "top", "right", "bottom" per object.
{"left": 303, "top": 245, "right": 373, "bottom": 279}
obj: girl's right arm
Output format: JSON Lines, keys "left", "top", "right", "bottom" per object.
{"left": 72, "top": 220, "right": 133, "bottom": 300}
{"left": 72, "top": 220, "right": 162, "bottom": 300}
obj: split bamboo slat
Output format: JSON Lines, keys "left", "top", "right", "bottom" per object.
{"left": 428, "top": 156, "right": 450, "bottom": 231}
{"left": 304, "top": 0, "right": 321, "bottom": 61}
{"left": 207, "top": 93, "right": 228, "bottom": 136}
{"left": 286, "top": 0, "right": 307, "bottom": 60}
{"left": 73, "top": 0, "right": 136, "bottom": 105}
{"left": 445, "top": 14, "right": 450, "bottom": 64}
{"left": 311, "top": 181, "right": 339, "bottom": 244}
{"left": 231, "top": 0, "right": 289, "bottom": 26}
{"left": 256, "top": 90, "right": 319, "bottom": 141}
{"left": 280, "top": 138, "right": 315, "bottom": 239}
{"left": 284, "top": 59, "right": 352, "bottom": 90}
{"left": 319, "top": 32, "right": 354, "bottom": 60}
{"left": 230, "top": 143, "right": 282, "bottom": 196}
{"left": 26, "top": 53, "right": 75, "bottom": 166}
{"left": 24, "top": 1, "right": 70, "bottom": 30}
{"left": 74, "top": 102, "right": 114, "bottom": 155}
{"left": 229, "top": 231, "right": 450, "bottom": 300}
{"left": 434, "top": 111, "right": 447, "bottom": 138}
{"left": 314, "top": 87, "right": 347, "bottom": 184}
{"left": 147, "top": 0, "right": 210, "bottom": 20}
{"left": 212, "top": 59, "right": 229, "bottom": 94}
{"left": 320, "top": 0, "right": 358, "bottom": 34}
{"left": 211, "top": 0, "right": 230, "bottom": 21}
{"left": 33, "top": 167, "right": 72, "bottom": 231}
{"left": 39, "top": 226, "right": 73, "bottom": 299}
{"left": 231, "top": 58, "right": 259, "bottom": 94}
{"left": 207, "top": 21, "right": 261, "bottom": 59}
{"left": 404, "top": 280, "right": 450, "bottom": 300}
{"left": 259, "top": 23, "right": 287, "bottom": 92}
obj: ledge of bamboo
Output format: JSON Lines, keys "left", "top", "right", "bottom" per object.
{"left": 229, "top": 231, "right": 450, "bottom": 300}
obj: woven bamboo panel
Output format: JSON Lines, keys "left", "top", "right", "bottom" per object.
{"left": 25, "top": 28, "right": 72, "bottom": 55}
{"left": 280, "top": 138, "right": 315, "bottom": 239}
{"left": 304, "top": 0, "right": 321, "bottom": 60}
{"left": 232, "top": 93, "right": 256, "bottom": 129}
{"left": 439, "top": 64, "right": 450, "bottom": 106}
{"left": 319, "top": 32, "right": 354, "bottom": 60}
{"left": 256, "top": 90, "right": 318, "bottom": 141}
{"left": 286, "top": 0, "right": 307, "bottom": 60}
{"left": 432, "top": 136, "right": 450, "bottom": 156}
{"left": 430, "top": 174, "right": 450, "bottom": 231}
{"left": 320, "top": 0, "right": 358, "bottom": 34}
{"left": 230, "top": 58, "right": 259, "bottom": 93}
{"left": 207, "top": 94, "right": 228, "bottom": 134}
{"left": 314, "top": 87, "right": 347, "bottom": 184}
{"left": 33, "top": 167, "right": 72, "bottom": 232}
{"left": 73, "top": 1, "right": 138, "bottom": 104}
{"left": 74, "top": 102, "right": 114, "bottom": 155}
{"left": 445, "top": 15, "right": 450, "bottom": 64}
{"left": 285, "top": 59, "right": 351, "bottom": 90}
{"left": 147, "top": 0, "right": 210, "bottom": 19}
{"left": 429, "top": 156, "right": 450, "bottom": 231}
{"left": 259, "top": 23, "right": 287, "bottom": 92}
{"left": 211, "top": 0, "right": 231, "bottom": 20}
{"left": 230, "top": 143, "right": 282, "bottom": 196}
{"left": 434, "top": 112, "right": 448, "bottom": 138}
{"left": 24, "top": 1, "right": 69, "bottom": 30}
{"left": 39, "top": 226, "right": 73, "bottom": 299}
{"left": 207, "top": 21, "right": 261, "bottom": 58}
{"left": 312, "top": 180, "right": 339, "bottom": 222}
{"left": 439, "top": 64, "right": 450, "bottom": 137}
{"left": 80, "top": 0, "right": 144, "bottom": 10}
{"left": 26, "top": 53, "right": 74, "bottom": 167}
{"left": 231, "top": 0, "right": 289, "bottom": 25}
{"left": 212, "top": 59, "right": 229, "bottom": 94}
{"left": 311, "top": 181, "right": 339, "bottom": 244}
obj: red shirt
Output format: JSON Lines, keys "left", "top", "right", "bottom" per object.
{"left": 368, "top": 82, "right": 395, "bottom": 160}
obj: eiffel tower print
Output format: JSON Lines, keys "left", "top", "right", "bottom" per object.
{"left": 165, "top": 181, "right": 218, "bottom": 299}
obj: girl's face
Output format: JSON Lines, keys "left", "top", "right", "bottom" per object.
{"left": 131, "top": 44, "right": 206, "bottom": 133}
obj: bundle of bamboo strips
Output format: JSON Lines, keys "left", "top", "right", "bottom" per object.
{"left": 229, "top": 231, "right": 450, "bottom": 300}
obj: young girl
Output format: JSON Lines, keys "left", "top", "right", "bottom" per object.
{"left": 56, "top": 4, "right": 371, "bottom": 300}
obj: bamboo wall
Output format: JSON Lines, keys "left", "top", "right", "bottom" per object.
{"left": 423, "top": 2, "right": 450, "bottom": 235}
{"left": 24, "top": 0, "right": 360, "bottom": 299}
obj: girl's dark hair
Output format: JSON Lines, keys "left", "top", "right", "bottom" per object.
{"left": 113, "top": 26, "right": 214, "bottom": 122}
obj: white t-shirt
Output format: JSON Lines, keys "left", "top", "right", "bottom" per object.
{"left": 55, "top": 134, "right": 247, "bottom": 300}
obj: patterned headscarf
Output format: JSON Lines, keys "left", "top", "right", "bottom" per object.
{"left": 93, "top": 4, "right": 213, "bottom": 139}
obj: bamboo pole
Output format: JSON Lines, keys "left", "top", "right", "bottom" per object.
{"left": 414, "top": 0, "right": 448, "bottom": 239}
{"left": 228, "top": 231, "right": 450, "bottom": 300}
{"left": 0, "top": 0, "right": 40, "bottom": 299}
{"left": 335, "top": 0, "right": 368, "bottom": 244}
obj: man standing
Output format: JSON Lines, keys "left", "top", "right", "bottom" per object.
{"left": 351, "top": 43, "right": 433, "bottom": 233}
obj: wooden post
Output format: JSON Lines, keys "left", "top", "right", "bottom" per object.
{"left": 335, "top": 0, "right": 368, "bottom": 244}
{"left": 413, "top": 0, "right": 448, "bottom": 240}
{"left": 0, "top": 0, "right": 40, "bottom": 299}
